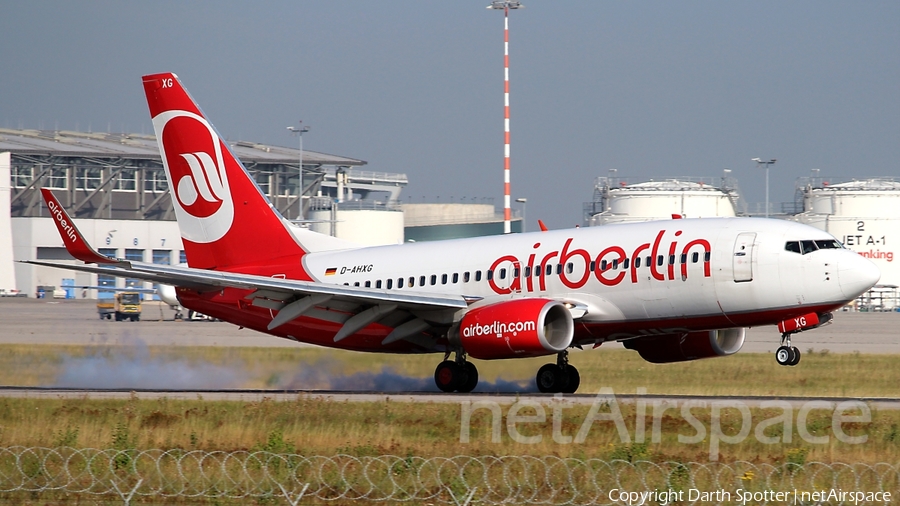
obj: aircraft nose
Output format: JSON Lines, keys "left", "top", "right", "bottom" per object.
{"left": 838, "top": 253, "right": 881, "bottom": 299}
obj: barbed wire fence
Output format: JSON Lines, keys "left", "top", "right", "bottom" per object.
{"left": 0, "top": 447, "right": 897, "bottom": 505}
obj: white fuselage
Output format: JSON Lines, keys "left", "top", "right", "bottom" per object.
{"left": 303, "top": 217, "right": 878, "bottom": 344}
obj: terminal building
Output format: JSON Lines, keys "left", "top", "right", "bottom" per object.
{"left": 0, "top": 128, "right": 520, "bottom": 298}
{"left": 0, "top": 128, "right": 371, "bottom": 298}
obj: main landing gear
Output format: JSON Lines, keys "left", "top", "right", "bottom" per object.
{"left": 432, "top": 350, "right": 582, "bottom": 394}
{"left": 434, "top": 351, "right": 479, "bottom": 393}
{"left": 536, "top": 351, "right": 580, "bottom": 394}
{"left": 775, "top": 333, "right": 801, "bottom": 366}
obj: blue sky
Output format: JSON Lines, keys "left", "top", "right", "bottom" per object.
{"left": 2, "top": 1, "right": 898, "bottom": 228}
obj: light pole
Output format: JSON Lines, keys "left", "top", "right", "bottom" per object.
{"left": 487, "top": 0, "right": 523, "bottom": 234}
{"left": 287, "top": 122, "right": 310, "bottom": 219}
{"left": 752, "top": 158, "right": 776, "bottom": 218}
{"left": 516, "top": 197, "right": 527, "bottom": 233}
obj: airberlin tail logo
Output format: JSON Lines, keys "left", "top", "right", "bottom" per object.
{"left": 152, "top": 110, "right": 234, "bottom": 244}
{"left": 176, "top": 151, "right": 226, "bottom": 211}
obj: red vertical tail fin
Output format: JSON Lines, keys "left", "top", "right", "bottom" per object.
{"left": 142, "top": 73, "right": 308, "bottom": 277}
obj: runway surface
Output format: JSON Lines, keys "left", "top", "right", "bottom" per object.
{"left": 2, "top": 297, "right": 898, "bottom": 354}
{"left": 2, "top": 386, "right": 898, "bottom": 409}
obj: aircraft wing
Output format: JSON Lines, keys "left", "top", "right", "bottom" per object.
{"left": 24, "top": 259, "right": 468, "bottom": 310}
{"left": 30, "top": 188, "right": 468, "bottom": 313}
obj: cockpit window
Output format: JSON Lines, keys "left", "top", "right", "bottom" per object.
{"left": 815, "top": 239, "right": 842, "bottom": 250}
{"left": 800, "top": 240, "right": 817, "bottom": 254}
{"left": 786, "top": 239, "right": 841, "bottom": 255}
{"left": 785, "top": 241, "right": 801, "bottom": 254}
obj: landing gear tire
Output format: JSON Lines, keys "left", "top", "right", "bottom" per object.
{"left": 434, "top": 361, "right": 462, "bottom": 392}
{"left": 459, "top": 362, "right": 479, "bottom": 393}
{"left": 536, "top": 364, "right": 581, "bottom": 393}
{"left": 561, "top": 366, "right": 580, "bottom": 394}
{"left": 537, "top": 364, "right": 564, "bottom": 393}
{"left": 789, "top": 347, "right": 801, "bottom": 366}
{"left": 775, "top": 346, "right": 793, "bottom": 366}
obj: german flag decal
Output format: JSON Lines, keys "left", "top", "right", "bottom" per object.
{"left": 325, "top": 268, "right": 337, "bottom": 276}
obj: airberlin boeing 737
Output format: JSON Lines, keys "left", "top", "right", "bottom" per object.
{"left": 29, "top": 73, "right": 880, "bottom": 393}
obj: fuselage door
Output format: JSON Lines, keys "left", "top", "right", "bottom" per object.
{"left": 733, "top": 232, "right": 756, "bottom": 283}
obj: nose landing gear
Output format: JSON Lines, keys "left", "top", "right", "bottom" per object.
{"left": 434, "top": 351, "right": 479, "bottom": 393}
{"left": 775, "top": 333, "right": 801, "bottom": 366}
{"left": 536, "top": 351, "right": 580, "bottom": 393}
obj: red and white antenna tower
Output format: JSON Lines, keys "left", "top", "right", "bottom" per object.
{"left": 487, "top": 0, "right": 523, "bottom": 234}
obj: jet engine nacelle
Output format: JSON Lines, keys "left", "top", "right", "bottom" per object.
{"left": 623, "top": 328, "right": 746, "bottom": 364}
{"left": 455, "top": 298, "right": 574, "bottom": 360}
{"left": 157, "top": 284, "right": 180, "bottom": 307}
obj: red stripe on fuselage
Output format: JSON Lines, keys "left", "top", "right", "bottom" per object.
{"left": 177, "top": 288, "right": 843, "bottom": 355}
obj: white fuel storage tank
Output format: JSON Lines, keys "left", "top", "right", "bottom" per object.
{"left": 585, "top": 177, "right": 742, "bottom": 226}
{"left": 791, "top": 178, "right": 898, "bottom": 309}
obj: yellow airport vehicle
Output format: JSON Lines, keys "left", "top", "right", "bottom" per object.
{"left": 97, "top": 292, "right": 142, "bottom": 321}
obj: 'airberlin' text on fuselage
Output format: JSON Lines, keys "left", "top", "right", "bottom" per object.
{"left": 487, "top": 229, "right": 712, "bottom": 295}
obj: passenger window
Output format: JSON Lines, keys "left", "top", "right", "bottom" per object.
{"left": 397, "top": 278, "right": 404, "bottom": 288}
{"left": 546, "top": 264, "right": 552, "bottom": 276}
{"left": 344, "top": 283, "right": 349, "bottom": 286}
{"left": 601, "top": 260, "right": 608, "bottom": 270}
{"left": 365, "top": 281, "right": 371, "bottom": 288}
{"left": 408, "top": 277, "right": 414, "bottom": 287}
{"left": 430, "top": 275, "right": 437, "bottom": 285}
{"left": 692, "top": 252, "right": 699, "bottom": 263}
{"left": 657, "top": 255, "right": 664, "bottom": 266}
{"left": 556, "top": 264, "right": 562, "bottom": 275}
{"left": 704, "top": 252, "right": 711, "bottom": 262}
{"left": 441, "top": 274, "right": 447, "bottom": 284}
{"left": 499, "top": 268, "right": 506, "bottom": 280}
{"left": 784, "top": 241, "right": 801, "bottom": 254}
{"left": 589, "top": 261, "right": 595, "bottom": 271}
{"left": 354, "top": 282, "right": 360, "bottom": 287}
{"left": 452, "top": 273, "right": 459, "bottom": 283}
{"left": 419, "top": 276, "right": 426, "bottom": 287}
{"left": 566, "top": 263, "right": 574, "bottom": 274}
{"left": 646, "top": 256, "right": 652, "bottom": 267}
{"left": 800, "top": 240, "right": 818, "bottom": 254}
{"left": 487, "top": 270, "right": 493, "bottom": 280}
{"left": 464, "top": 272, "right": 470, "bottom": 282}
{"left": 612, "top": 259, "right": 618, "bottom": 269}
{"left": 634, "top": 257, "right": 642, "bottom": 268}
{"left": 524, "top": 266, "right": 531, "bottom": 277}
{"left": 535, "top": 267, "right": 540, "bottom": 277}
{"left": 513, "top": 267, "right": 520, "bottom": 277}
{"left": 680, "top": 254, "right": 687, "bottom": 264}
{"left": 623, "top": 258, "right": 629, "bottom": 269}
{"left": 475, "top": 271, "right": 483, "bottom": 282}
{"left": 386, "top": 279, "right": 392, "bottom": 289}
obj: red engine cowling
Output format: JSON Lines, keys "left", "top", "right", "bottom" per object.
{"left": 623, "top": 328, "right": 746, "bottom": 364}
{"left": 456, "top": 298, "right": 574, "bottom": 360}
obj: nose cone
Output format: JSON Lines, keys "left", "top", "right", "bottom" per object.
{"left": 838, "top": 253, "right": 881, "bottom": 299}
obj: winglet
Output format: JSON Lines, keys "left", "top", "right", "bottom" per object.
{"left": 538, "top": 220, "right": 548, "bottom": 232}
{"left": 41, "top": 188, "right": 118, "bottom": 264}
